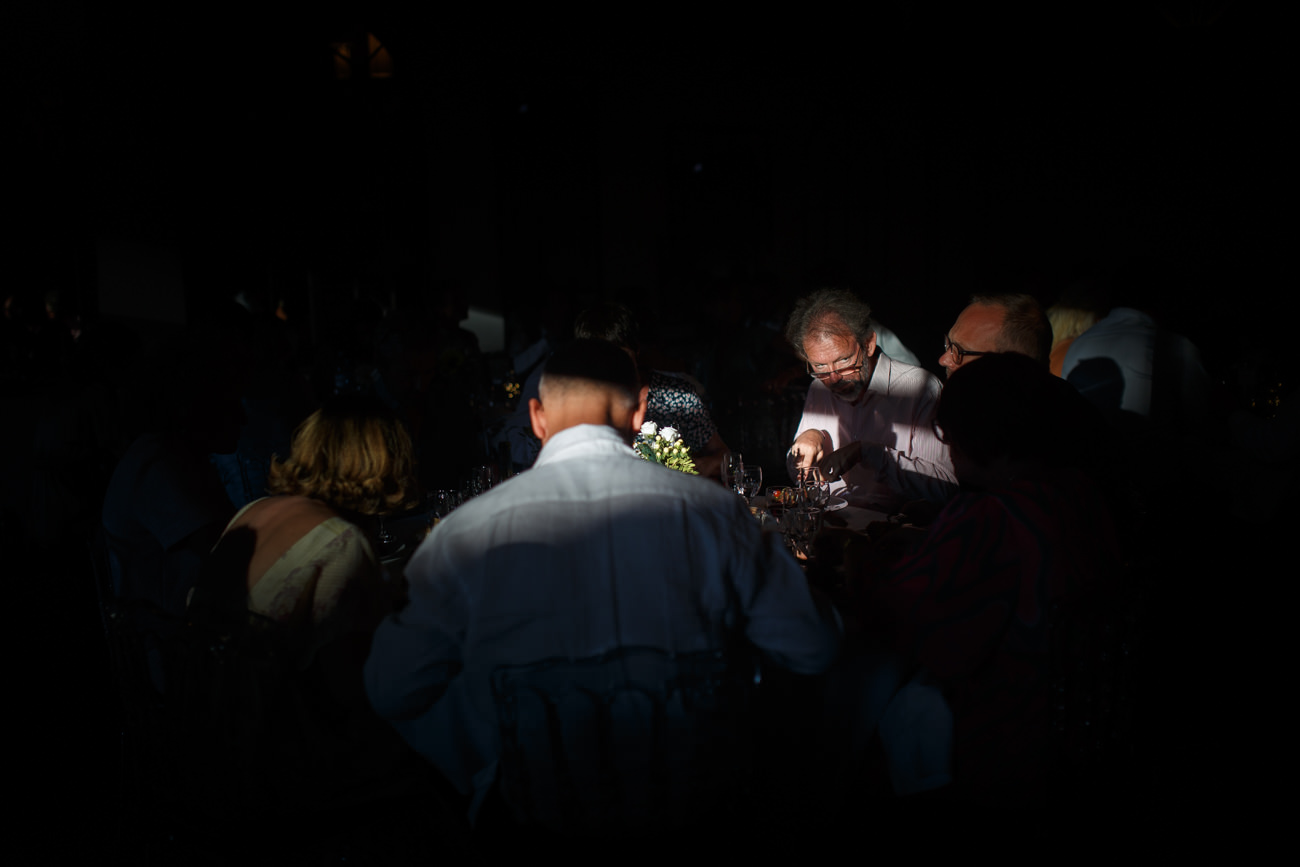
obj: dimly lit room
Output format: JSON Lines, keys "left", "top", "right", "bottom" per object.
{"left": 11, "top": 4, "right": 1287, "bottom": 862}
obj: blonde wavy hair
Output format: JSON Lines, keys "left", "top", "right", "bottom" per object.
{"left": 1047, "top": 304, "right": 1099, "bottom": 345}
{"left": 267, "top": 396, "right": 417, "bottom": 516}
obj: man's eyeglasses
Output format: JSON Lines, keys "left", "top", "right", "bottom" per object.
{"left": 806, "top": 344, "right": 866, "bottom": 381}
{"left": 942, "top": 337, "right": 995, "bottom": 365}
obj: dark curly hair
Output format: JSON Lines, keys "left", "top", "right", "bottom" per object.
{"left": 784, "top": 288, "right": 873, "bottom": 359}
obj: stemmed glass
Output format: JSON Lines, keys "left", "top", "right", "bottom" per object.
{"left": 376, "top": 516, "right": 397, "bottom": 556}
{"left": 425, "top": 489, "right": 459, "bottom": 534}
{"left": 721, "top": 451, "right": 745, "bottom": 497}
{"left": 799, "top": 466, "right": 831, "bottom": 510}
{"left": 741, "top": 466, "right": 763, "bottom": 504}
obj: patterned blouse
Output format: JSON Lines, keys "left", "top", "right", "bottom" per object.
{"left": 645, "top": 371, "right": 719, "bottom": 452}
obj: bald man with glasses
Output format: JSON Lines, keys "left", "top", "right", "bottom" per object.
{"left": 938, "top": 294, "right": 1052, "bottom": 378}
{"left": 785, "top": 289, "right": 957, "bottom": 511}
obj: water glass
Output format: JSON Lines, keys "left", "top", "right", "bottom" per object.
{"left": 781, "top": 506, "right": 824, "bottom": 561}
{"left": 799, "top": 466, "right": 831, "bottom": 509}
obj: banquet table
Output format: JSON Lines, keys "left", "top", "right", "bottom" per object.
{"left": 749, "top": 494, "right": 894, "bottom": 542}
{"left": 379, "top": 492, "right": 916, "bottom": 582}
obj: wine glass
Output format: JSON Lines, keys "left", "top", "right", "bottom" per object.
{"left": 427, "top": 489, "right": 458, "bottom": 528}
{"left": 741, "top": 466, "right": 763, "bottom": 504}
{"left": 800, "top": 466, "right": 831, "bottom": 509}
{"left": 721, "top": 451, "right": 744, "bottom": 494}
{"left": 376, "top": 516, "right": 396, "bottom": 556}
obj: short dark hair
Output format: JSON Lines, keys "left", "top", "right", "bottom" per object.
{"left": 784, "top": 288, "right": 873, "bottom": 360}
{"left": 573, "top": 302, "right": 639, "bottom": 353}
{"left": 541, "top": 339, "right": 641, "bottom": 408}
{"left": 971, "top": 293, "right": 1051, "bottom": 365}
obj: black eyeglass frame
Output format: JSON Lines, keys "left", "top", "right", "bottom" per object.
{"left": 942, "top": 338, "right": 995, "bottom": 365}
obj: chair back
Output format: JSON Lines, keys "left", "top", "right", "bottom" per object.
{"left": 491, "top": 645, "right": 755, "bottom": 837}
{"left": 90, "top": 527, "right": 196, "bottom": 819}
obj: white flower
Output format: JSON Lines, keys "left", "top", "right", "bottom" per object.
{"left": 660, "top": 426, "right": 680, "bottom": 443}
{"left": 640, "top": 421, "right": 658, "bottom": 438}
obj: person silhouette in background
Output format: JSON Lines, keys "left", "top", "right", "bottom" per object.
{"left": 101, "top": 337, "right": 245, "bottom": 618}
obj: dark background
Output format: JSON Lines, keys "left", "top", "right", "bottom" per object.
{"left": 17, "top": 5, "right": 1287, "bottom": 379}
{"left": 14, "top": 6, "right": 1288, "bottom": 852}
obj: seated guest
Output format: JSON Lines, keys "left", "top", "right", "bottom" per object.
{"left": 785, "top": 289, "right": 956, "bottom": 510}
{"left": 190, "top": 396, "right": 423, "bottom": 808}
{"left": 857, "top": 353, "right": 1122, "bottom": 805}
{"left": 1061, "top": 303, "right": 1212, "bottom": 431}
{"left": 206, "top": 395, "right": 415, "bottom": 697}
{"left": 180, "top": 397, "right": 431, "bottom": 816}
{"left": 101, "top": 346, "right": 245, "bottom": 619}
{"left": 1046, "top": 282, "right": 1106, "bottom": 378}
{"left": 573, "top": 302, "right": 730, "bottom": 479}
{"left": 365, "top": 339, "right": 841, "bottom": 839}
{"left": 498, "top": 302, "right": 731, "bottom": 479}
{"left": 938, "top": 293, "right": 1053, "bottom": 377}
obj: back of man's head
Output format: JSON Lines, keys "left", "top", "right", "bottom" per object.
{"left": 972, "top": 293, "right": 1052, "bottom": 365}
{"left": 542, "top": 339, "right": 640, "bottom": 401}
{"left": 532, "top": 339, "right": 644, "bottom": 445}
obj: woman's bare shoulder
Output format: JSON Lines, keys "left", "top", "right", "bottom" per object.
{"left": 230, "top": 495, "right": 338, "bottom": 534}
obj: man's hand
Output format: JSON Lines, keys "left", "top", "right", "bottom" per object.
{"left": 789, "top": 429, "right": 830, "bottom": 471}
{"left": 821, "top": 441, "right": 864, "bottom": 481}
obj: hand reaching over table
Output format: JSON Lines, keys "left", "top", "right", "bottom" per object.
{"left": 788, "top": 429, "right": 829, "bottom": 472}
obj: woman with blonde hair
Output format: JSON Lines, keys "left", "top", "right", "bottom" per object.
{"left": 211, "top": 395, "right": 417, "bottom": 690}
{"left": 192, "top": 396, "right": 449, "bottom": 826}
{"left": 1046, "top": 281, "right": 1107, "bottom": 377}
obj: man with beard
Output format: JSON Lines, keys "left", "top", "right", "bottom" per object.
{"left": 786, "top": 289, "right": 956, "bottom": 511}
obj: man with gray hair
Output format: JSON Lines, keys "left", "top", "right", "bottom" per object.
{"left": 786, "top": 289, "right": 956, "bottom": 510}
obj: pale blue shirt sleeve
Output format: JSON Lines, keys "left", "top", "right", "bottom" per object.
{"left": 723, "top": 501, "right": 842, "bottom": 674}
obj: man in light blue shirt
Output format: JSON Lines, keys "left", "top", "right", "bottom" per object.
{"left": 365, "top": 339, "right": 842, "bottom": 828}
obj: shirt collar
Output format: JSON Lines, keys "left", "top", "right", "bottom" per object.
{"left": 533, "top": 424, "right": 636, "bottom": 468}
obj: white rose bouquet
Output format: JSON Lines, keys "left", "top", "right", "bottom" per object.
{"left": 634, "top": 421, "right": 698, "bottom": 474}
